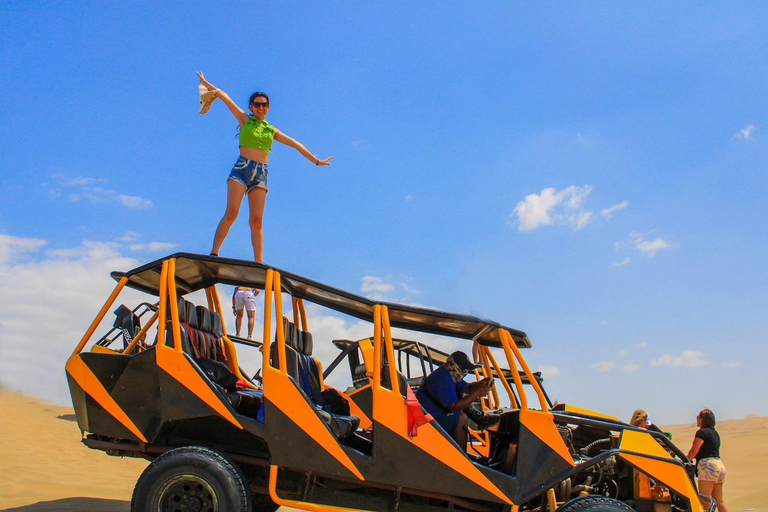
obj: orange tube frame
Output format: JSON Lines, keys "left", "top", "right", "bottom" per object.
{"left": 262, "top": 270, "right": 288, "bottom": 374}
{"left": 502, "top": 329, "right": 548, "bottom": 412}
{"left": 155, "top": 260, "right": 170, "bottom": 349}
{"left": 72, "top": 277, "right": 128, "bottom": 355}
{"left": 262, "top": 270, "right": 274, "bottom": 370}
{"left": 485, "top": 345, "right": 518, "bottom": 409}
{"left": 268, "top": 465, "right": 373, "bottom": 512}
{"left": 380, "top": 307, "right": 400, "bottom": 395}
{"left": 500, "top": 333, "right": 527, "bottom": 410}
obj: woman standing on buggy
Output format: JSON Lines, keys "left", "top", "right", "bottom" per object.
{"left": 198, "top": 72, "right": 332, "bottom": 262}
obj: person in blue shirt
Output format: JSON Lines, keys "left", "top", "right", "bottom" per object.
{"left": 417, "top": 351, "right": 493, "bottom": 450}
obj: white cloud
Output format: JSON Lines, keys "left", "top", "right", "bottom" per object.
{"left": 130, "top": 242, "right": 178, "bottom": 253}
{"left": 117, "top": 194, "right": 153, "bottom": 209}
{"left": 602, "top": 200, "right": 629, "bottom": 219}
{"left": 618, "top": 349, "right": 627, "bottom": 359}
{"left": 612, "top": 257, "right": 631, "bottom": 267}
{"left": 361, "top": 276, "right": 395, "bottom": 294}
{"left": 399, "top": 282, "right": 421, "bottom": 296}
{"left": 117, "top": 231, "right": 141, "bottom": 243}
{"left": 0, "top": 234, "right": 47, "bottom": 264}
{"left": 722, "top": 361, "right": 743, "bottom": 368}
{"left": 651, "top": 350, "right": 708, "bottom": 368}
{"left": 0, "top": 236, "right": 140, "bottom": 403}
{"left": 50, "top": 174, "right": 153, "bottom": 210}
{"left": 511, "top": 185, "right": 595, "bottom": 232}
{"left": 631, "top": 232, "right": 672, "bottom": 257}
{"left": 405, "top": 193, "right": 414, "bottom": 202}
{"left": 65, "top": 176, "right": 102, "bottom": 187}
{"left": 733, "top": 125, "right": 757, "bottom": 140}
{"left": 622, "top": 363, "right": 640, "bottom": 374}
{"left": 590, "top": 360, "right": 614, "bottom": 373}
{"left": 636, "top": 342, "right": 648, "bottom": 349}
{"left": 538, "top": 365, "right": 560, "bottom": 378}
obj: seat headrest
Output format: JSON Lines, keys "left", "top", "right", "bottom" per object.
{"left": 196, "top": 305, "right": 212, "bottom": 332}
{"left": 300, "top": 331, "right": 313, "bottom": 356}
{"left": 177, "top": 298, "right": 188, "bottom": 323}
{"left": 277, "top": 317, "right": 314, "bottom": 355}
{"left": 178, "top": 298, "right": 199, "bottom": 328}
{"left": 186, "top": 300, "right": 199, "bottom": 328}
{"left": 210, "top": 311, "right": 223, "bottom": 337}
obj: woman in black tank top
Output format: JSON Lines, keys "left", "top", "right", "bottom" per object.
{"left": 687, "top": 409, "right": 729, "bottom": 512}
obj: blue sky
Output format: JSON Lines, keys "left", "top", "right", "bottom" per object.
{"left": 1, "top": 2, "right": 766, "bottom": 424}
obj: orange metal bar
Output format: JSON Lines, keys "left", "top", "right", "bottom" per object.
{"left": 380, "top": 306, "right": 400, "bottom": 395}
{"left": 121, "top": 311, "right": 158, "bottom": 355}
{"left": 504, "top": 329, "right": 548, "bottom": 412}
{"left": 72, "top": 277, "right": 128, "bottom": 355}
{"left": 373, "top": 306, "right": 382, "bottom": 389}
{"left": 273, "top": 272, "right": 287, "bottom": 373}
{"left": 156, "top": 260, "right": 170, "bottom": 350}
{"left": 262, "top": 270, "right": 274, "bottom": 369}
{"left": 500, "top": 331, "right": 527, "bottom": 410}
{"left": 268, "top": 465, "right": 372, "bottom": 512}
{"left": 167, "top": 259, "right": 183, "bottom": 353}
{"left": 298, "top": 298, "right": 308, "bottom": 331}
{"left": 292, "top": 297, "right": 300, "bottom": 326}
{"left": 481, "top": 347, "right": 501, "bottom": 408}
{"left": 208, "top": 285, "right": 228, "bottom": 337}
{"left": 486, "top": 346, "right": 518, "bottom": 408}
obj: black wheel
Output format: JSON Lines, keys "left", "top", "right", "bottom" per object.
{"left": 557, "top": 495, "right": 636, "bottom": 512}
{"left": 131, "top": 446, "right": 252, "bottom": 512}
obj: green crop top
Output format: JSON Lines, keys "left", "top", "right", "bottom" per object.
{"left": 239, "top": 116, "right": 275, "bottom": 153}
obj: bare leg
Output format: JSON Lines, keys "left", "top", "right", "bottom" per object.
{"left": 211, "top": 180, "right": 247, "bottom": 256}
{"left": 453, "top": 413, "right": 469, "bottom": 451}
{"left": 235, "top": 308, "right": 244, "bottom": 337}
{"left": 247, "top": 309, "right": 256, "bottom": 338}
{"left": 247, "top": 187, "right": 268, "bottom": 262}
{"left": 698, "top": 480, "right": 715, "bottom": 510}
{"left": 472, "top": 340, "right": 480, "bottom": 363}
{"left": 711, "top": 483, "right": 728, "bottom": 512}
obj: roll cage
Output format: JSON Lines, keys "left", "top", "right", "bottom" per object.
{"left": 65, "top": 253, "right": 709, "bottom": 512}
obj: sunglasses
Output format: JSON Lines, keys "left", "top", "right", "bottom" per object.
{"left": 251, "top": 101, "right": 269, "bottom": 108}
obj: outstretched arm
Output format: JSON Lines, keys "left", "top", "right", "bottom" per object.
{"left": 274, "top": 129, "right": 332, "bottom": 166}
{"left": 197, "top": 72, "right": 249, "bottom": 127}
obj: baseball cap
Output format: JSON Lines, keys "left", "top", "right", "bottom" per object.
{"left": 450, "top": 351, "right": 479, "bottom": 372}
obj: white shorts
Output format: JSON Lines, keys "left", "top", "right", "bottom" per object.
{"left": 234, "top": 290, "right": 257, "bottom": 311}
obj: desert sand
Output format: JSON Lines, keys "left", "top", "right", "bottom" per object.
{"left": 0, "top": 388, "right": 765, "bottom": 511}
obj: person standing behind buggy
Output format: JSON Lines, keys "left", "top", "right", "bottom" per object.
{"left": 688, "top": 409, "right": 729, "bottom": 512}
{"left": 197, "top": 72, "right": 332, "bottom": 262}
{"left": 416, "top": 351, "right": 492, "bottom": 451}
{"left": 232, "top": 287, "right": 259, "bottom": 339}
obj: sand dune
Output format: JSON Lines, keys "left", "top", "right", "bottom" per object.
{"left": 1, "top": 389, "right": 764, "bottom": 511}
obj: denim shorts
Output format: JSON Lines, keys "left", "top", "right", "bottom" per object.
{"left": 228, "top": 156, "right": 268, "bottom": 192}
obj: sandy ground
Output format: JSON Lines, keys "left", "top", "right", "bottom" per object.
{"left": 0, "top": 389, "right": 764, "bottom": 511}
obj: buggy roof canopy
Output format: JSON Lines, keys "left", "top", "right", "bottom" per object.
{"left": 333, "top": 339, "right": 541, "bottom": 382}
{"left": 112, "top": 253, "right": 531, "bottom": 347}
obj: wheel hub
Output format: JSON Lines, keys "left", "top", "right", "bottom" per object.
{"left": 157, "top": 474, "right": 219, "bottom": 512}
